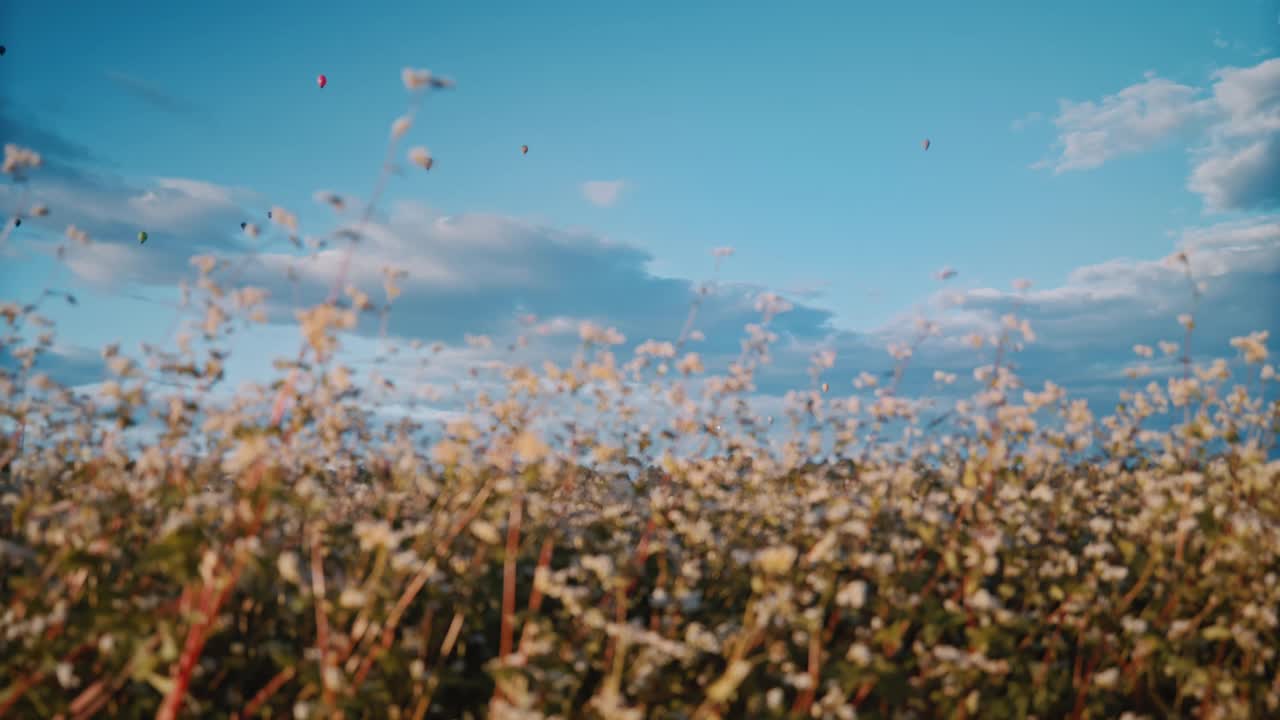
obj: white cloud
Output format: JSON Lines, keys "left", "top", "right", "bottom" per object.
{"left": 930, "top": 216, "right": 1279, "bottom": 352}
{"left": 12, "top": 210, "right": 1278, "bottom": 432}
{"left": 1188, "top": 137, "right": 1280, "bottom": 212}
{"left": 205, "top": 201, "right": 838, "bottom": 355}
{"left": 1189, "top": 58, "right": 1280, "bottom": 212}
{"left": 1037, "top": 57, "right": 1280, "bottom": 213}
{"left": 1209, "top": 58, "right": 1280, "bottom": 137}
{"left": 1040, "top": 72, "right": 1211, "bottom": 173}
{"left": 582, "top": 179, "right": 625, "bottom": 207}
{"left": 5, "top": 96, "right": 1275, "bottom": 431}
{"left": 0, "top": 167, "right": 255, "bottom": 291}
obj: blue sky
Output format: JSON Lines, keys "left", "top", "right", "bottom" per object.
{"left": 2, "top": 0, "right": 1278, "bottom": 423}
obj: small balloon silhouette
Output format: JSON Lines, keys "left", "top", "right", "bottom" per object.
{"left": 12, "top": 218, "right": 20, "bottom": 227}
{"left": 521, "top": 144, "right": 529, "bottom": 155}
{"left": 317, "top": 74, "right": 327, "bottom": 88}
{"left": 0, "top": 46, "right": 7, "bottom": 56}
{"left": 922, "top": 138, "right": 931, "bottom": 151}
{"left": 138, "top": 231, "right": 148, "bottom": 244}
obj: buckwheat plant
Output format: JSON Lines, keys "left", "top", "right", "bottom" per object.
{"left": 2, "top": 66, "right": 1279, "bottom": 720}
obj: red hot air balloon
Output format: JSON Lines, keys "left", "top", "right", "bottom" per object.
{"left": 922, "top": 138, "right": 931, "bottom": 151}
{"left": 521, "top": 145, "right": 529, "bottom": 155}
{"left": 317, "top": 74, "right": 328, "bottom": 89}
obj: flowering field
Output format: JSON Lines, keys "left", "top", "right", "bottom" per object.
{"left": 2, "top": 69, "right": 1280, "bottom": 720}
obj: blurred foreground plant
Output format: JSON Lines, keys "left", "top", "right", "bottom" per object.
{"left": 2, "top": 67, "right": 1280, "bottom": 720}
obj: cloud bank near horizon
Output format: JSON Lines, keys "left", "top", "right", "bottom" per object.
{"left": 3, "top": 58, "right": 1277, "bottom": 425}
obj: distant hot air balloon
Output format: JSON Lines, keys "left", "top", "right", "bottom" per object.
{"left": 821, "top": 382, "right": 829, "bottom": 393}
{"left": 922, "top": 138, "right": 931, "bottom": 151}
{"left": 317, "top": 74, "right": 327, "bottom": 89}
{"left": 240, "top": 222, "right": 247, "bottom": 230}
{"left": 521, "top": 145, "right": 529, "bottom": 155}
{"left": 138, "top": 231, "right": 148, "bottom": 244}
{"left": 12, "top": 218, "right": 20, "bottom": 228}
{"left": 0, "top": 46, "right": 6, "bottom": 56}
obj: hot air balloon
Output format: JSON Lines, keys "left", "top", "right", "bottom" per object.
{"left": 821, "top": 382, "right": 829, "bottom": 393}
{"left": 138, "top": 231, "right": 148, "bottom": 244}
{"left": 12, "top": 218, "right": 19, "bottom": 228}
{"left": 240, "top": 222, "right": 247, "bottom": 230}
{"left": 0, "top": 46, "right": 6, "bottom": 56}
{"left": 521, "top": 145, "right": 529, "bottom": 155}
{"left": 922, "top": 138, "right": 931, "bottom": 151}
{"left": 317, "top": 74, "right": 327, "bottom": 89}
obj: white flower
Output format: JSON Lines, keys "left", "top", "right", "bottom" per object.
{"left": 968, "top": 588, "right": 998, "bottom": 611}
{"left": 846, "top": 643, "right": 872, "bottom": 666}
{"left": 756, "top": 546, "right": 797, "bottom": 575}
{"left": 469, "top": 520, "right": 501, "bottom": 545}
{"left": 1230, "top": 330, "right": 1269, "bottom": 364}
{"left": 754, "top": 292, "right": 793, "bottom": 317}
{"left": 636, "top": 340, "right": 676, "bottom": 358}
{"left": 2, "top": 144, "right": 42, "bottom": 175}
{"left": 339, "top": 588, "right": 368, "bottom": 609}
{"left": 355, "top": 520, "right": 398, "bottom": 552}
{"left": 514, "top": 431, "right": 549, "bottom": 463}
{"left": 402, "top": 67, "right": 454, "bottom": 90}
{"left": 65, "top": 224, "right": 90, "bottom": 245}
{"left": 322, "top": 666, "right": 345, "bottom": 692}
{"left": 408, "top": 146, "right": 434, "bottom": 170}
{"left": 766, "top": 688, "right": 785, "bottom": 710}
{"left": 55, "top": 661, "right": 79, "bottom": 689}
{"left": 391, "top": 115, "right": 412, "bottom": 139}
{"left": 402, "top": 68, "right": 433, "bottom": 90}
{"left": 836, "top": 580, "right": 868, "bottom": 609}
{"left": 277, "top": 552, "right": 302, "bottom": 584}
{"left": 1121, "top": 616, "right": 1148, "bottom": 635}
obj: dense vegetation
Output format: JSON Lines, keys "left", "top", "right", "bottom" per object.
{"left": 2, "top": 69, "right": 1278, "bottom": 719}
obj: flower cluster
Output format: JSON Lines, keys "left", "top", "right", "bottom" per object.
{"left": 1, "top": 66, "right": 1278, "bottom": 720}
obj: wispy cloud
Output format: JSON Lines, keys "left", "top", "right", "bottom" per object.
{"left": 1010, "top": 111, "right": 1042, "bottom": 132}
{"left": 0, "top": 99, "right": 102, "bottom": 170}
{"left": 103, "top": 71, "right": 199, "bottom": 116}
{"left": 0, "top": 343, "right": 106, "bottom": 389}
{"left": 581, "top": 179, "right": 625, "bottom": 207}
